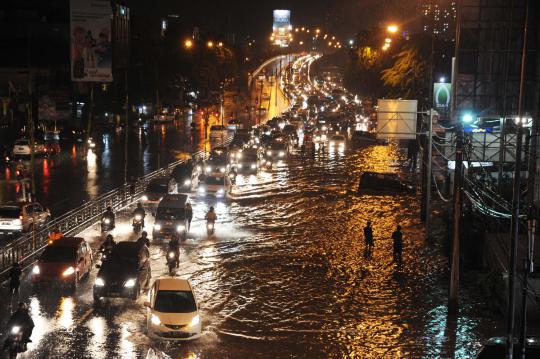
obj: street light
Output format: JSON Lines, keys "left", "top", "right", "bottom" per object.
{"left": 218, "top": 42, "right": 223, "bottom": 47}
{"left": 385, "top": 38, "right": 392, "bottom": 43}
{"left": 348, "top": 39, "right": 354, "bottom": 45}
{"left": 439, "top": 76, "right": 446, "bottom": 83}
{"left": 184, "top": 39, "right": 193, "bottom": 49}
{"left": 299, "top": 41, "right": 304, "bottom": 45}
{"left": 387, "top": 24, "right": 399, "bottom": 34}
{"left": 462, "top": 113, "right": 475, "bottom": 124}
{"left": 207, "top": 41, "right": 214, "bottom": 48}
{"left": 316, "top": 28, "right": 320, "bottom": 34}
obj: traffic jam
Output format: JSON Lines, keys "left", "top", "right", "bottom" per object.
{"left": 1, "top": 53, "right": 372, "bottom": 357}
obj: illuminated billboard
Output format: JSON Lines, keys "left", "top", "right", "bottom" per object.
{"left": 272, "top": 9, "right": 292, "bottom": 47}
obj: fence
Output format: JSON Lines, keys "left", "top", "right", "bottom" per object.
{"left": 0, "top": 139, "right": 231, "bottom": 280}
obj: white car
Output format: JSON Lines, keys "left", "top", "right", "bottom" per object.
{"left": 209, "top": 125, "right": 227, "bottom": 140}
{"left": 198, "top": 174, "right": 232, "bottom": 198}
{"left": 12, "top": 139, "right": 47, "bottom": 157}
{"left": 145, "top": 277, "right": 201, "bottom": 340}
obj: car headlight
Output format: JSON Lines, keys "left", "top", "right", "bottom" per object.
{"left": 267, "top": 151, "right": 272, "bottom": 156}
{"left": 32, "top": 265, "right": 40, "bottom": 275}
{"left": 151, "top": 314, "right": 161, "bottom": 326}
{"left": 189, "top": 315, "right": 200, "bottom": 327}
{"left": 322, "top": 126, "right": 327, "bottom": 131}
{"left": 177, "top": 225, "right": 185, "bottom": 232}
{"left": 124, "top": 279, "right": 136, "bottom": 288}
{"left": 141, "top": 195, "right": 148, "bottom": 201}
{"left": 279, "top": 151, "right": 285, "bottom": 157}
{"left": 153, "top": 224, "right": 161, "bottom": 230}
{"left": 206, "top": 166, "right": 211, "bottom": 172}
{"left": 11, "top": 326, "right": 20, "bottom": 335}
{"left": 95, "top": 277, "right": 105, "bottom": 286}
{"left": 184, "top": 179, "right": 191, "bottom": 186}
{"left": 238, "top": 164, "right": 243, "bottom": 168}
{"left": 198, "top": 186, "right": 206, "bottom": 192}
{"left": 135, "top": 215, "right": 142, "bottom": 220}
{"left": 251, "top": 164, "right": 256, "bottom": 169}
{"left": 220, "top": 167, "right": 225, "bottom": 173}
{"left": 218, "top": 189, "right": 224, "bottom": 194}
{"left": 330, "top": 141, "right": 335, "bottom": 146}
{"left": 321, "top": 135, "right": 327, "bottom": 140}
{"left": 13, "top": 219, "right": 22, "bottom": 227}
{"left": 63, "top": 266, "right": 75, "bottom": 277}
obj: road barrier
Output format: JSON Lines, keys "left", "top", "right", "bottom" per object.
{"left": 0, "top": 139, "right": 231, "bottom": 280}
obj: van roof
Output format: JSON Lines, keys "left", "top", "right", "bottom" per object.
{"left": 158, "top": 194, "right": 189, "bottom": 208}
{"left": 155, "top": 277, "right": 192, "bottom": 291}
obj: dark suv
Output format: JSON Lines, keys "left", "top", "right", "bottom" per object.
{"left": 93, "top": 242, "right": 151, "bottom": 302}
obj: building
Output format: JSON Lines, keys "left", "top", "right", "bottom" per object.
{"left": 271, "top": 10, "right": 292, "bottom": 47}
{"left": 419, "top": 0, "right": 457, "bottom": 40}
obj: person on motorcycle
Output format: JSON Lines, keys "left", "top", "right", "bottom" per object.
{"left": 5, "top": 302, "right": 34, "bottom": 346}
{"left": 168, "top": 234, "right": 180, "bottom": 268}
{"left": 48, "top": 226, "right": 64, "bottom": 244}
{"left": 9, "top": 262, "right": 22, "bottom": 296}
{"left": 205, "top": 206, "right": 217, "bottom": 224}
{"left": 15, "top": 160, "right": 26, "bottom": 178}
{"left": 102, "top": 206, "right": 115, "bottom": 227}
{"left": 99, "top": 234, "right": 116, "bottom": 254}
{"left": 133, "top": 202, "right": 146, "bottom": 227}
{"left": 136, "top": 231, "right": 150, "bottom": 248}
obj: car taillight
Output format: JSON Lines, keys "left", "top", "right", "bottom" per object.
{"left": 19, "top": 215, "right": 23, "bottom": 220}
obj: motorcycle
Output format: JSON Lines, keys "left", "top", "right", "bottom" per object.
{"left": 100, "top": 216, "right": 115, "bottom": 232}
{"left": 206, "top": 221, "right": 215, "bottom": 235}
{"left": 6, "top": 325, "right": 26, "bottom": 359}
{"left": 167, "top": 250, "right": 178, "bottom": 275}
{"left": 132, "top": 214, "right": 144, "bottom": 232}
{"left": 99, "top": 245, "right": 114, "bottom": 262}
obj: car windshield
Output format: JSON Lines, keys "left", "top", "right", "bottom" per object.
{"left": 156, "top": 207, "right": 185, "bottom": 220}
{"left": 15, "top": 140, "right": 29, "bottom": 145}
{"left": 0, "top": 207, "right": 20, "bottom": 218}
{"left": 41, "top": 247, "right": 76, "bottom": 262}
{"left": 154, "top": 290, "right": 197, "bottom": 313}
{"left": 205, "top": 176, "right": 224, "bottom": 185}
{"left": 147, "top": 181, "right": 168, "bottom": 193}
{"left": 241, "top": 154, "right": 258, "bottom": 162}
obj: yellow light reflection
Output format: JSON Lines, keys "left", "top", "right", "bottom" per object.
{"left": 88, "top": 316, "right": 107, "bottom": 359}
{"left": 57, "top": 296, "right": 74, "bottom": 329}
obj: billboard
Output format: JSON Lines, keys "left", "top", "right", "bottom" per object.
{"left": 70, "top": 0, "right": 112, "bottom": 82}
{"left": 433, "top": 82, "right": 451, "bottom": 110}
{"left": 376, "top": 99, "right": 418, "bottom": 140}
{"left": 273, "top": 10, "right": 291, "bottom": 29}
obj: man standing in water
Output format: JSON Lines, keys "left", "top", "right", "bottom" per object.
{"left": 392, "top": 225, "right": 403, "bottom": 263}
{"left": 363, "top": 221, "right": 374, "bottom": 257}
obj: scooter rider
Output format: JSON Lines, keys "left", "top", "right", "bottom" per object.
{"left": 15, "top": 159, "right": 26, "bottom": 178}
{"left": 133, "top": 202, "right": 146, "bottom": 227}
{"left": 102, "top": 206, "right": 115, "bottom": 228}
{"left": 4, "top": 302, "right": 34, "bottom": 347}
{"left": 205, "top": 206, "right": 217, "bottom": 224}
{"left": 99, "top": 234, "right": 116, "bottom": 254}
{"left": 168, "top": 234, "right": 180, "bottom": 268}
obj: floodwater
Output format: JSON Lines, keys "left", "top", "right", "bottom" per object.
{"left": 0, "top": 141, "right": 502, "bottom": 358}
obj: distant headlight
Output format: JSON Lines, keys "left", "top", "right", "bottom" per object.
{"left": 151, "top": 314, "right": 161, "bottom": 325}
{"left": 11, "top": 326, "right": 20, "bottom": 335}
{"left": 321, "top": 134, "right": 327, "bottom": 141}
{"left": 141, "top": 195, "right": 148, "bottom": 201}
{"left": 279, "top": 151, "right": 285, "bottom": 157}
{"left": 135, "top": 215, "right": 142, "bottom": 220}
{"left": 206, "top": 166, "right": 211, "bottom": 172}
{"left": 238, "top": 164, "right": 243, "bottom": 168}
{"left": 220, "top": 167, "right": 225, "bottom": 173}
{"left": 189, "top": 314, "right": 200, "bottom": 327}
{"left": 124, "top": 279, "right": 136, "bottom": 288}
{"left": 267, "top": 151, "right": 272, "bottom": 156}
{"left": 217, "top": 189, "right": 225, "bottom": 194}
{"left": 198, "top": 186, "right": 206, "bottom": 192}
{"left": 153, "top": 224, "right": 161, "bottom": 230}
{"left": 177, "top": 225, "right": 185, "bottom": 232}
{"left": 322, "top": 126, "right": 327, "bottom": 131}
{"left": 251, "top": 164, "right": 256, "bottom": 169}
{"left": 32, "top": 265, "right": 40, "bottom": 275}
{"left": 62, "top": 266, "right": 75, "bottom": 277}
{"left": 103, "top": 218, "right": 110, "bottom": 224}
{"left": 168, "top": 251, "right": 175, "bottom": 259}
{"left": 330, "top": 141, "right": 335, "bottom": 146}
{"left": 13, "top": 219, "right": 22, "bottom": 227}
{"left": 236, "top": 153, "right": 242, "bottom": 159}
{"left": 95, "top": 277, "right": 105, "bottom": 286}
{"left": 184, "top": 179, "right": 191, "bottom": 186}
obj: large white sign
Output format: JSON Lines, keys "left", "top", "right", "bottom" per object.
{"left": 376, "top": 99, "right": 418, "bottom": 139}
{"left": 70, "top": 0, "right": 112, "bottom": 82}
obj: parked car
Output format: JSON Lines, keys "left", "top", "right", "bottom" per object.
{"left": 141, "top": 177, "right": 177, "bottom": 204}
{"left": 32, "top": 237, "right": 93, "bottom": 290}
{"left": 12, "top": 139, "right": 47, "bottom": 157}
{"left": 0, "top": 201, "right": 51, "bottom": 235}
{"left": 170, "top": 161, "right": 201, "bottom": 192}
{"left": 236, "top": 148, "right": 262, "bottom": 174}
{"left": 93, "top": 241, "right": 151, "bottom": 302}
{"left": 198, "top": 173, "right": 232, "bottom": 198}
{"left": 145, "top": 277, "right": 201, "bottom": 340}
{"left": 152, "top": 194, "right": 190, "bottom": 241}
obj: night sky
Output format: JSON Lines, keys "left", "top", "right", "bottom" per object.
{"left": 130, "top": 0, "right": 416, "bottom": 39}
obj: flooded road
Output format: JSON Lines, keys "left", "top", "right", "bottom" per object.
{"left": 0, "top": 141, "right": 502, "bottom": 358}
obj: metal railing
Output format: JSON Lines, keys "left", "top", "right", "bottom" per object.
{"left": 0, "top": 138, "right": 231, "bottom": 279}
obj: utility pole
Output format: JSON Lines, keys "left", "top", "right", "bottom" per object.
{"left": 514, "top": 1, "right": 530, "bottom": 357}
{"left": 449, "top": 125, "right": 463, "bottom": 314}
{"left": 275, "top": 68, "right": 278, "bottom": 108}
{"left": 426, "top": 110, "right": 433, "bottom": 240}
{"left": 124, "top": 69, "right": 129, "bottom": 184}
{"left": 85, "top": 85, "right": 94, "bottom": 153}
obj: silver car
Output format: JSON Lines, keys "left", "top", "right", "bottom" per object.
{"left": 0, "top": 202, "right": 51, "bottom": 235}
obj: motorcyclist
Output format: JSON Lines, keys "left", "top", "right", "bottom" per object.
{"left": 167, "top": 234, "right": 180, "bottom": 268}
{"left": 6, "top": 302, "right": 34, "bottom": 345}
{"left": 99, "top": 234, "right": 116, "bottom": 255}
{"left": 205, "top": 206, "right": 217, "bottom": 224}
{"left": 9, "top": 262, "right": 22, "bottom": 296}
{"left": 15, "top": 160, "right": 26, "bottom": 178}
{"left": 133, "top": 202, "right": 146, "bottom": 227}
{"left": 102, "top": 206, "right": 115, "bottom": 228}
{"left": 136, "top": 231, "right": 150, "bottom": 248}
{"left": 48, "top": 226, "right": 64, "bottom": 244}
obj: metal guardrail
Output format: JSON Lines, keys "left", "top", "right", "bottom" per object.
{"left": 0, "top": 138, "right": 231, "bottom": 279}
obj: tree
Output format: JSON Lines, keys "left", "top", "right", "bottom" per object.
{"left": 381, "top": 43, "right": 428, "bottom": 103}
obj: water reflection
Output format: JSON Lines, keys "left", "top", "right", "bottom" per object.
{"left": 88, "top": 316, "right": 107, "bottom": 359}
{"left": 57, "top": 296, "right": 74, "bottom": 329}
